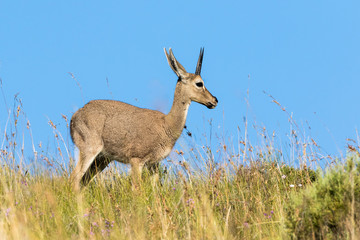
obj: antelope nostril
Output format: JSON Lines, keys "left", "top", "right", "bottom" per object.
{"left": 214, "top": 97, "right": 218, "bottom": 103}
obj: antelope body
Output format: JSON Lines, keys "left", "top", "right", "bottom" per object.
{"left": 70, "top": 48, "right": 218, "bottom": 190}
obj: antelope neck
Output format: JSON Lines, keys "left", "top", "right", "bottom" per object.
{"left": 165, "top": 82, "right": 190, "bottom": 139}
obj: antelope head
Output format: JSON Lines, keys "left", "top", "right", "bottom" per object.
{"left": 164, "top": 48, "right": 218, "bottom": 109}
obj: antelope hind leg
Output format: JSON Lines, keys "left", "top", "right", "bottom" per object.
{"left": 81, "top": 153, "right": 112, "bottom": 187}
{"left": 70, "top": 145, "right": 103, "bottom": 191}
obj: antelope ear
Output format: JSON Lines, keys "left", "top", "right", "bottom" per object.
{"left": 195, "top": 48, "right": 204, "bottom": 76}
{"left": 164, "top": 48, "right": 188, "bottom": 79}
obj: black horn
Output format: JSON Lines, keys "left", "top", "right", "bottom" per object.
{"left": 195, "top": 47, "right": 204, "bottom": 75}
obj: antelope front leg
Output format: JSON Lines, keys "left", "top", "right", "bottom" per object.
{"left": 145, "top": 162, "right": 160, "bottom": 186}
{"left": 130, "top": 158, "right": 144, "bottom": 189}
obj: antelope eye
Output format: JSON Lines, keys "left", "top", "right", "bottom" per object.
{"left": 196, "top": 82, "right": 203, "bottom": 88}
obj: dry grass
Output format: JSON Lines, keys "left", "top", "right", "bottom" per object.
{"left": 0, "top": 95, "right": 359, "bottom": 239}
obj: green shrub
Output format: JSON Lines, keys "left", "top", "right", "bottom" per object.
{"left": 286, "top": 155, "right": 360, "bottom": 239}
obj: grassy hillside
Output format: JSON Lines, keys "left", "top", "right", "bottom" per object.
{"left": 1, "top": 99, "right": 360, "bottom": 239}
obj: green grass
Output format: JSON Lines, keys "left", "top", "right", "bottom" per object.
{"left": 1, "top": 97, "right": 360, "bottom": 239}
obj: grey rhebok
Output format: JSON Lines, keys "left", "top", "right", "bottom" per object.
{"left": 70, "top": 48, "right": 218, "bottom": 190}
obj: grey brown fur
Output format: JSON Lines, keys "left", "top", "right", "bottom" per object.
{"left": 70, "top": 48, "right": 218, "bottom": 191}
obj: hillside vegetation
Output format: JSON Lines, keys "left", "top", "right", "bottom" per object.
{"left": 1, "top": 98, "right": 359, "bottom": 239}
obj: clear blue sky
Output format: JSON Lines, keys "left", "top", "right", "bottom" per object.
{"left": 1, "top": 1, "right": 359, "bottom": 162}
